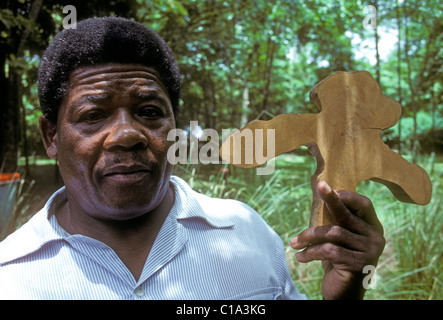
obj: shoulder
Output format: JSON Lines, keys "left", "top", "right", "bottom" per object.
{"left": 0, "top": 210, "right": 46, "bottom": 265}
{"left": 197, "top": 192, "right": 271, "bottom": 228}
{"left": 0, "top": 188, "right": 66, "bottom": 265}
{"left": 170, "top": 175, "right": 279, "bottom": 238}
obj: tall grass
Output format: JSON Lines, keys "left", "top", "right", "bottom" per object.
{"left": 360, "top": 154, "right": 443, "bottom": 300}
{"left": 173, "top": 153, "right": 442, "bottom": 300}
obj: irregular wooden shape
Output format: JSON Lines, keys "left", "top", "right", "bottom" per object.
{"left": 220, "top": 71, "right": 432, "bottom": 226}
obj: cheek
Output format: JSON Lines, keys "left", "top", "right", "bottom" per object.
{"left": 158, "top": 139, "right": 174, "bottom": 173}
{"left": 56, "top": 127, "right": 101, "bottom": 185}
{"left": 150, "top": 122, "right": 175, "bottom": 157}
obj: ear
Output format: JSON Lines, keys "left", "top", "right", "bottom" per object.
{"left": 39, "top": 115, "right": 58, "bottom": 159}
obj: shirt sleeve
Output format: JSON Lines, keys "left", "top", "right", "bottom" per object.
{"left": 273, "top": 233, "right": 308, "bottom": 300}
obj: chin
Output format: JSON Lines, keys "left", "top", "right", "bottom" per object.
{"left": 98, "top": 183, "right": 169, "bottom": 220}
{"left": 99, "top": 196, "right": 160, "bottom": 219}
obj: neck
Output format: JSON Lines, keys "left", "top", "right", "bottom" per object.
{"left": 56, "top": 184, "right": 175, "bottom": 281}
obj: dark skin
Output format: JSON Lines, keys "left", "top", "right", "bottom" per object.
{"left": 40, "top": 63, "right": 176, "bottom": 280}
{"left": 291, "top": 181, "right": 385, "bottom": 299}
{"left": 40, "top": 62, "right": 385, "bottom": 298}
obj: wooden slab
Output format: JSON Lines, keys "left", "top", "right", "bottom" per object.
{"left": 220, "top": 71, "right": 432, "bottom": 226}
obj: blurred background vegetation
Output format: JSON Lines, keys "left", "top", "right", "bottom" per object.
{"left": 0, "top": 0, "right": 442, "bottom": 299}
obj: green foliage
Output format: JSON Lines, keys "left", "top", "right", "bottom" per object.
{"left": 2, "top": 0, "right": 441, "bottom": 167}
{"left": 357, "top": 154, "right": 443, "bottom": 299}
{"left": 0, "top": 8, "right": 34, "bottom": 34}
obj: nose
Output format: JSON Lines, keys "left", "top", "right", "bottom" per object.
{"left": 103, "top": 109, "right": 148, "bottom": 151}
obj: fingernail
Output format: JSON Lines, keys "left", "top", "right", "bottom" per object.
{"left": 291, "top": 236, "right": 298, "bottom": 245}
{"left": 320, "top": 181, "right": 332, "bottom": 193}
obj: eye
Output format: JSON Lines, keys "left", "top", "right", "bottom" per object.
{"left": 138, "top": 106, "right": 164, "bottom": 119}
{"left": 80, "top": 110, "right": 105, "bottom": 123}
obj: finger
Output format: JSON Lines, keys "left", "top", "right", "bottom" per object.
{"left": 295, "top": 243, "right": 364, "bottom": 273}
{"left": 335, "top": 190, "right": 384, "bottom": 236}
{"left": 291, "top": 225, "right": 367, "bottom": 251}
{"left": 317, "top": 181, "right": 366, "bottom": 234}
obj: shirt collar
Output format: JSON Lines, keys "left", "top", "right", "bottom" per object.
{"left": 170, "top": 176, "right": 235, "bottom": 229}
{"left": 0, "top": 187, "right": 67, "bottom": 265}
{"left": 0, "top": 176, "right": 234, "bottom": 265}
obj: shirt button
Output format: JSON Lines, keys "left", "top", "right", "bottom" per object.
{"left": 134, "top": 286, "right": 145, "bottom": 297}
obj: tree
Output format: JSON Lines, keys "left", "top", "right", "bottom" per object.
{"left": 0, "top": 0, "right": 50, "bottom": 173}
{"left": 0, "top": 0, "right": 138, "bottom": 173}
{"left": 2, "top": 0, "right": 441, "bottom": 172}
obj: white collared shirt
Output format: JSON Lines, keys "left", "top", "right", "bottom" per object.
{"left": 0, "top": 176, "right": 306, "bottom": 300}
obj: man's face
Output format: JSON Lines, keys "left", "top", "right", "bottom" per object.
{"left": 42, "top": 63, "right": 175, "bottom": 221}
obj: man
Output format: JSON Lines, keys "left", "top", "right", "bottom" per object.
{"left": 0, "top": 17, "right": 385, "bottom": 299}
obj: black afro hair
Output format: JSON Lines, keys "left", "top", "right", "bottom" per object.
{"left": 38, "top": 16, "right": 181, "bottom": 124}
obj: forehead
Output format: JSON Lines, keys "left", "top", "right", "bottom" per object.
{"left": 67, "top": 63, "right": 168, "bottom": 95}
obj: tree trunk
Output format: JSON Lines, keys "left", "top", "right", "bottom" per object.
{"left": 261, "top": 36, "right": 276, "bottom": 112}
{"left": 373, "top": 0, "right": 380, "bottom": 85}
{"left": 240, "top": 82, "right": 249, "bottom": 128}
{"left": 202, "top": 72, "right": 216, "bottom": 129}
{"left": 0, "top": 50, "right": 17, "bottom": 173}
{"left": 2, "top": 72, "right": 20, "bottom": 173}
{"left": 0, "top": 0, "right": 43, "bottom": 173}
{"left": 430, "top": 87, "right": 436, "bottom": 154}
{"left": 403, "top": 3, "right": 418, "bottom": 162}
{"left": 396, "top": 1, "right": 402, "bottom": 154}
{"left": 19, "top": 79, "right": 29, "bottom": 176}
{"left": 0, "top": 49, "right": 7, "bottom": 171}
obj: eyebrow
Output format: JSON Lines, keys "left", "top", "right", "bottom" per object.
{"left": 69, "top": 91, "right": 169, "bottom": 110}
{"left": 70, "top": 94, "right": 111, "bottom": 108}
{"left": 134, "top": 91, "right": 168, "bottom": 104}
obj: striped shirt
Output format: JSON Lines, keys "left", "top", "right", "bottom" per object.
{"left": 0, "top": 176, "right": 306, "bottom": 300}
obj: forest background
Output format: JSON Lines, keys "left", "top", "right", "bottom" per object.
{"left": 0, "top": 0, "right": 442, "bottom": 299}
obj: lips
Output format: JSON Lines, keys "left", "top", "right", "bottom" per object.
{"left": 102, "top": 164, "right": 151, "bottom": 184}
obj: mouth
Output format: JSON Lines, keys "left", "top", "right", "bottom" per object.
{"left": 102, "top": 164, "right": 152, "bottom": 184}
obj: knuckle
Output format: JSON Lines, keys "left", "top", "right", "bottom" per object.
{"left": 367, "top": 228, "right": 386, "bottom": 250}
{"left": 325, "top": 225, "right": 343, "bottom": 240}
{"left": 333, "top": 213, "right": 349, "bottom": 226}
{"left": 360, "top": 195, "right": 373, "bottom": 209}
{"left": 377, "top": 233, "right": 386, "bottom": 246}
{"left": 363, "top": 237, "right": 386, "bottom": 265}
{"left": 374, "top": 235, "right": 386, "bottom": 253}
{"left": 322, "top": 243, "right": 341, "bottom": 258}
